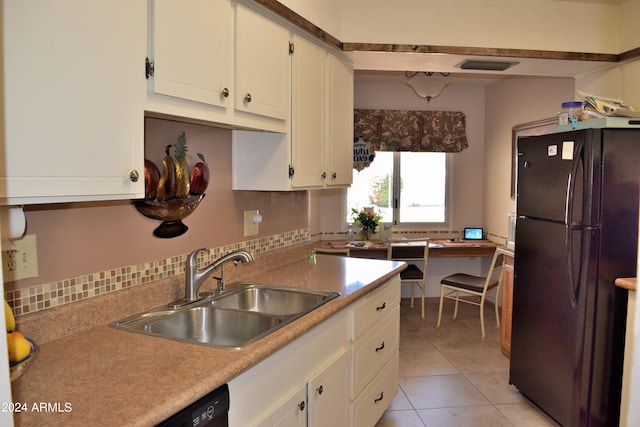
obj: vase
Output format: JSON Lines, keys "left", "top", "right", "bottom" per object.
{"left": 359, "top": 228, "right": 370, "bottom": 241}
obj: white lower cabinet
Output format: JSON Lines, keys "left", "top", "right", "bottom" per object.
{"left": 308, "top": 352, "right": 350, "bottom": 426}
{"left": 257, "top": 351, "right": 350, "bottom": 427}
{"left": 228, "top": 275, "right": 400, "bottom": 427}
{"left": 256, "top": 386, "right": 307, "bottom": 427}
{"left": 350, "top": 276, "right": 401, "bottom": 427}
{"left": 352, "top": 354, "right": 399, "bottom": 427}
{"left": 228, "top": 309, "right": 350, "bottom": 427}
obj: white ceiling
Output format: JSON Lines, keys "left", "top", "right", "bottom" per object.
{"left": 348, "top": 50, "right": 619, "bottom": 86}
{"left": 346, "top": 0, "right": 631, "bottom": 85}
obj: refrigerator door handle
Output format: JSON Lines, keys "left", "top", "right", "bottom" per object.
{"left": 565, "top": 140, "right": 584, "bottom": 307}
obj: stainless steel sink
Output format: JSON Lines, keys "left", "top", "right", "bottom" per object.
{"left": 111, "top": 283, "right": 339, "bottom": 350}
{"left": 210, "top": 284, "right": 336, "bottom": 315}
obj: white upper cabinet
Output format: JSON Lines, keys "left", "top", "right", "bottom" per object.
{"left": 325, "top": 52, "right": 354, "bottom": 187}
{"left": 289, "top": 36, "right": 354, "bottom": 189}
{"left": 290, "top": 34, "right": 326, "bottom": 187}
{"left": 0, "top": 0, "right": 146, "bottom": 205}
{"left": 232, "top": 33, "right": 354, "bottom": 191}
{"left": 150, "top": 0, "right": 233, "bottom": 109}
{"left": 146, "top": 0, "right": 289, "bottom": 132}
{"left": 234, "top": 3, "right": 290, "bottom": 121}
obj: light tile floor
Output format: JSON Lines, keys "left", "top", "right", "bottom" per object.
{"left": 376, "top": 297, "right": 560, "bottom": 427}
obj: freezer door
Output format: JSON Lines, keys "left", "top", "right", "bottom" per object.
{"left": 516, "top": 130, "right": 594, "bottom": 225}
{"left": 510, "top": 217, "right": 587, "bottom": 426}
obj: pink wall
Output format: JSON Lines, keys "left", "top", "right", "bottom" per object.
{"left": 9, "top": 118, "right": 308, "bottom": 290}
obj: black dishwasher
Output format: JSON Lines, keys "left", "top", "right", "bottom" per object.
{"left": 157, "top": 384, "right": 229, "bottom": 427}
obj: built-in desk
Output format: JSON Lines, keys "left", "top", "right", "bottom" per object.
{"left": 322, "top": 240, "right": 497, "bottom": 259}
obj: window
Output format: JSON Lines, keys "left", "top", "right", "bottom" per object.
{"left": 347, "top": 152, "right": 449, "bottom": 226}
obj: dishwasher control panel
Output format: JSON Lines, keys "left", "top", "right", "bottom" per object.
{"left": 157, "top": 384, "right": 229, "bottom": 427}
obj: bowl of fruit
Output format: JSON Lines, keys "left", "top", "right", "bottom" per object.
{"left": 134, "top": 131, "right": 210, "bottom": 238}
{"left": 5, "top": 302, "right": 38, "bottom": 382}
{"left": 8, "top": 334, "right": 37, "bottom": 382}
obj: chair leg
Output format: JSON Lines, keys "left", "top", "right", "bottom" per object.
{"left": 452, "top": 291, "right": 459, "bottom": 320}
{"left": 420, "top": 283, "right": 425, "bottom": 320}
{"left": 494, "top": 288, "right": 501, "bottom": 327}
{"left": 437, "top": 286, "right": 445, "bottom": 328}
{"left": 480, "top": 297, "right": 486, "bottom": 338}
{"left": 410, "top": 282, "right": 415, "bottom": 308}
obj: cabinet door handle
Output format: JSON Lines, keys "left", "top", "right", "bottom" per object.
{"left": 221, "top": 87, "right": 230, "bottom": 98}
{"left": 244, "top": 93, "right": 252, "bottom": 103}
{"left": 317, "top": 385, "right": 324, "bottom": 395}
{"left": 374, "top": 392, "right": 384, "bottom": 403}
{"left": 321, "top": 172, "right": 327, "bottom": 179}
{"left": 375, "top": 341, "right": 385, "bottom": 352}
{"left": 332, "top": 172, "right": 337, "bottom": 179}
{"left": 298, "top": 401, "right": 305, "bottom": 411}
{"left": 376, "top": 302, "right": 386, "bottom": 311}
{"left": 129, "top": 170, "right": 140, "bottom": 182}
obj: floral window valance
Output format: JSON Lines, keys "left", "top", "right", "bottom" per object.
{"left": 354, "top": 109, "right": 468, "bottom": 153}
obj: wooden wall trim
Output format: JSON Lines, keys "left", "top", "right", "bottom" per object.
{"left": 342, "top": 43, "right": 618, "bottom": 62}
{"left": 251, "top": 0, "right": 342, "bottom": 50}
{"left": 251, "top": 1, "right": 638, "bottom": 64}
{"left": 619, "top": 46, "right": 640, "bottom": 62}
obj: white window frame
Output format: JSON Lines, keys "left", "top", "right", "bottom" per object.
{"left": 346, "top": 152, "right": 452, "bottom": 228}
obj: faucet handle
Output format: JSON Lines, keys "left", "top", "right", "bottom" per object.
{"left": 187, "top": 248, "right": 209, "bottom": 266}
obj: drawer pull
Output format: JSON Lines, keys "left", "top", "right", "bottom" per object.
{"left": 317, "top": 385, "right": 324, "bottom": 395}
{"left": 376, "top": 302, "right": 386, "bottom": 311}
{"left": 375, "top": 341, "right": 385, "bottom": 352}
{"left": 374, "top": 392, "right": 384, "bottom": 403}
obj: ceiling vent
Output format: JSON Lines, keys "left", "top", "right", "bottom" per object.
{"left": 455, "top": 60, "right": 519, "bottom": 71}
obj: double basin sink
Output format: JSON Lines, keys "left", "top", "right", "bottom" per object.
{"left": 111, "top": 283, "right": 340, "bottom": 350}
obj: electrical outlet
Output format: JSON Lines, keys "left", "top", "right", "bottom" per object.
{"left": 2, "top": 234, "right": 39, "bottom": 281}
{"left": 244, "top": 210, "right": 259, "bottom": 237}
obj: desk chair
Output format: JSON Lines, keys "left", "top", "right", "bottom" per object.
{"left": 436, "top": 248, "right": 504, "bottom": 337}
{"left": 387, "top": 238, "right": 429, "bottom": 320}
{"left": 314, "top": 248, "right": 351, "bottom": 257}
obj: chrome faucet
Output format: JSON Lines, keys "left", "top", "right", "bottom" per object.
{"left": 183, "top": 248, "right": 255, "bottom": 302}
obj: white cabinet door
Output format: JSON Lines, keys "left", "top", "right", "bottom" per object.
{"left": 291, "top": 34, "right": 326, "bottom": 188}
{"left": 325, "top": 53, "right": 354, "bottom": 187}
{"left": 308, "top": 351, "right": 350, "bottom": 427}
{"left": 256, "top": 386, "right": 307, "bottom": 427}
{"left": 150, "top": 0, "right": 232, "bottom": 108}
{"left": 235, "top": 4, "right": 290, "bottom": 121}
{"left": 1, "top": 0, "right": 146, "bottom": 205}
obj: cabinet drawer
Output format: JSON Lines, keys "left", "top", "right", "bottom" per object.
{"left": 352, "top": 353, "right": 399, "bottom": 427}
{"left": 352, "top": 305, "right": 399, "bottom": 398}
{"left": 352, "top": 276, "right": 400, "bottom": 340}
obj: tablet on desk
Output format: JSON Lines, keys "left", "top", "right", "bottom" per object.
{"left": 463, "top": 227, "right": 484, "bottom": 240}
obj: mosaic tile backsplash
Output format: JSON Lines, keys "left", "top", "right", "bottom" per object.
{"left": 5, "top": 229, "right": 310, "bottom": 317}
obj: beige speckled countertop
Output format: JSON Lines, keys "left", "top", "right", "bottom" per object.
{"left": 11, "top": 255, "right": 405, "bottom": 426}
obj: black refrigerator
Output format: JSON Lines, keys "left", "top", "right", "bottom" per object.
{"left": 509, "top": 125, "right": 639, "bottom": 427}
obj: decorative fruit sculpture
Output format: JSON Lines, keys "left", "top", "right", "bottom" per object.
{"left": 156, "top": 144, "right": 176, "bottom": 202}
{"left": 144, "top": 159, "right": 160, "bottom": 200}
{"left": 190, "top": 153, "right": 210, "bottom": 195}
{"left": 174, "top": 131, "right": 191, "bottom": 198}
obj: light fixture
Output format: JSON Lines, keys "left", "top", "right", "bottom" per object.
{"left": 455, "top": 59, "right": 518, "bottom": 71}
{"left": 405, "top": 71, "right": 451, "bottom": 103}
